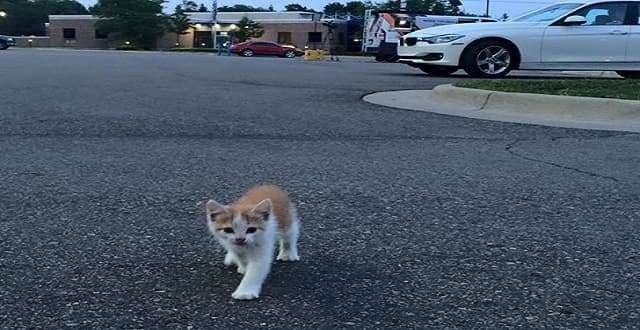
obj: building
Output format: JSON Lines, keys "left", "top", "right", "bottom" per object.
{"left": 47, "top": 12, "right": 349, "bottom": 50}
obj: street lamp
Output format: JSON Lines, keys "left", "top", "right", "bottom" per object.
{"left": 0, "top": 11, "right": 7, "bottom": 18}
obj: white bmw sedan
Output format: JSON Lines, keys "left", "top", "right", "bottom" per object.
{"left": 398, "top": 0, "right": 640, "bottom": 78}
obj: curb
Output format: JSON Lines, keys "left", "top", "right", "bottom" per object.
{"left": 432, "top": 84, "right": 640, "bottom": 121}
{"left": 363, "top": 85, "right": 640, "bottom": 133}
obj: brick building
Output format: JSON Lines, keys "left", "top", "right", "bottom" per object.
{"left": 47, "top": 12, "right": 349, "bottom": 50}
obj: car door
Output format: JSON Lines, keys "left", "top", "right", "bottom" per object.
{"left": 625, "top": 3, "right": 640, "bottom": 62}
{"left": 251, "top": 42, "right": 269, "bottom": 55}
{"left": 541, "top": 2, "right": 632, "bottom": 64}
{"left": 262, "top": 42, "right": 282, "bottom": 55}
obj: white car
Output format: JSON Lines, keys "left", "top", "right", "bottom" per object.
{"left": 398, "top": 0, "right": 640, "bottom": 78}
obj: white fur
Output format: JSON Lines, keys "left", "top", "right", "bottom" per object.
{"left": 206, "top": 201, "right": 301, "bottom": 300}
{"left": 277, "top": 206, "right": 301, "bottom": 261}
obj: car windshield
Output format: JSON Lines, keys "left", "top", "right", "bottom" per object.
{"left": 511, "top": 3, "right": 584, "bottom": 22}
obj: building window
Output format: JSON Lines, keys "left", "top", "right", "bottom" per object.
{"left": 95, "top": 29, "right": 108, "bottom": 39}
{"left": 308, "top": 32, "right": 322, "bottom": 43}
{"left": 338, "top": 32, "right": 345, "bottom": 45}
{"left": 63, "top": 28, "right": 76, "bottom": 39}
{"left": 278, "top": 32, "right": 292, "bottom": 45}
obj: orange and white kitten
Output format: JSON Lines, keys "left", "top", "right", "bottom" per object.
{"left": 206, "top": 185, "right": 301, "bottom": 300}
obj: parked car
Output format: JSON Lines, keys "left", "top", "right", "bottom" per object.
{"left": 398, "top": 0, "right": 640, "bottom": 78}
{"left": 230, "top": 41, "right": 304, "bottom": 58}
{"left": 0, "top": 35, "right": 16, "bottom": 50}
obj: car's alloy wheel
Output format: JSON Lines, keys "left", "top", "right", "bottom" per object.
{"left": 242, "top": 49, "right": 254, "bottom": 57}
{"left": 476, "top": 46, "right": 511, "bottom": 76}
{"left": 617, "top": 71, "right": 640, "bottom": 79}
{"left": 284, "top": 50, "right": 296, "bottom": 58}
{"left": 463, "top": 40, "right": 515, "bottom": 78}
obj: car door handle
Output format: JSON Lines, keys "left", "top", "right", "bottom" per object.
{"left": 610, "top": 30, "right": 628, "bottom": 35}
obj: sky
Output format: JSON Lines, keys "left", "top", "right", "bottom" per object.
{"left": 77, "top": 0, "right": 566, "bottom": 18}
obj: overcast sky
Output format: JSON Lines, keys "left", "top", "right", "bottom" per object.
{"left": 77, "top": 0, "right": 565, "bottom": 18}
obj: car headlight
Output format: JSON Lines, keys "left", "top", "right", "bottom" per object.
{"left": 418, "top": 34, "right": 465, "bottom": 44}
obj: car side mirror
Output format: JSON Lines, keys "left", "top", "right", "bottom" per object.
{"left": 563, "top": 15, "right": 587, "bottom": 26}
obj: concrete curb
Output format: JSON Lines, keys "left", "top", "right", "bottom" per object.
{"left": 363, "top": 84, "right": 640, "bottom": 133}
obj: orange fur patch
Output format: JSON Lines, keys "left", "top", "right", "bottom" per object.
{"left": 215, "top": 185, "right": 292, "bottom": 231}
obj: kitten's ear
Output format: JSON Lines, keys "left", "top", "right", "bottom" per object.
{"left": 206, "top": 199, "right": 227, "bottom": 216}
{"left": 251, "top": 199, "right": 272, "bottom": 217}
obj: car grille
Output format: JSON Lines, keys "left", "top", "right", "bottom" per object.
{"left": 405, "top": 37, "right": 417, "bottom": 46}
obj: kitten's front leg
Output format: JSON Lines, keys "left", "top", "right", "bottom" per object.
{"left": 231, "top": 257, "right": 272, "bottom": 300}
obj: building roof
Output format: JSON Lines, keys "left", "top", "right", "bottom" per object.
{"left": 187, "top": 11, "right": 321, "bottom": 24}
{"left": 49, "top": 15, "right": 98, "bottom": 20}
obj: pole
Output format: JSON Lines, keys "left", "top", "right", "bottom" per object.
{"left": 485, "top": 0, "right": 490, "bottom": 17}
{"left": 212, "top": 0, "right": 218, "bottom": 50}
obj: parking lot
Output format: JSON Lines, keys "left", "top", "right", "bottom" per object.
{"left": 1, "top": 48, "right": 639, "bottom": 328}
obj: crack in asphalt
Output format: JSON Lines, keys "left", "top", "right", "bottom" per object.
{"left": 505, "top": 139, "right": 619, "bottom": 183}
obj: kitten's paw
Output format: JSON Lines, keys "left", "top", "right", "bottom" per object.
{"left": 224, "top": 253, "right": 235, "bottom": 266}
{"left": 277, "top": 252, "right": 300, "bottom": 262}
{"left": 231, "top": 290, "right": 259, "bottom": 300}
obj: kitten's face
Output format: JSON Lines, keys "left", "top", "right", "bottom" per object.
{"left": 206, "top": 200, "right": 271, "bottom": 248}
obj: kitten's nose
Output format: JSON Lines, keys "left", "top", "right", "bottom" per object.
{"left": 235, "top": 238, "right": 246, "bottom": 244}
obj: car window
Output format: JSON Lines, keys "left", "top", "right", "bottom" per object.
{"left": 572, "top": 3, "right": 628, "bottom": 25}
{"left": 512, "top": 3, "right": 583, "bottom": 22}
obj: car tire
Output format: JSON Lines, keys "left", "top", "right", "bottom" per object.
{"left": 0, "top": 43, "right": 7, "bottom": 50}
{"left": 242, "top": 49, "right": 254, "bottom": 57}
{"left": 617, "top": 71, "right": 640, "bottom": 79}
{"left": 418, "top": 66, "right": 458, "bottom": 77}
{"left": 462, "top": 40, "right": 516, "bottom": 78}
{"left": 284, "top": 50, "right": 296, "bottom": 58}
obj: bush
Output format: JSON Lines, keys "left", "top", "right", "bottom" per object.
{"left": 115, "top": 44, "right": 137, "bottom": 51}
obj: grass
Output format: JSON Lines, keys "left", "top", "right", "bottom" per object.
{"left": 456, "top": 79, "right": 640, "bottom": 101}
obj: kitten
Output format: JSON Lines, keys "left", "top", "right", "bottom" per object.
{"left": 205, "top": 185, "right": 301, "bottom": 300}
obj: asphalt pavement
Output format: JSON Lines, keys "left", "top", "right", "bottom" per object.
{"left": 1, "top": 48, "right": 639, "bottom": 328}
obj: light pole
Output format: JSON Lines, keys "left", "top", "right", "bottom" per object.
{"left": 0, "top": 11, "right": 7, "bottom": 18}
{"left": 485, "top": 0, "right": 490, "bottom": 17}
{"left": 211, "top": 0, "right": 217, "bottom": 50}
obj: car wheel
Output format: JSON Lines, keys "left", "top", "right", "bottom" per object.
{"left": 463, "top": 40, "right": 515, "bottom": 78}
{"left": 418, "top": 66, "right": 458, "bottom": 77}
{"left": 242, "top": 49, "right": 254, "bottom": 57}
{"left": 617, "top": 71, "right": 640, "bottom": 79}
{"left": 0, "top": 43, "right": 7, "bottom": 50}
{"left": 284, "top": 50, "right": 296, "bottom": 58}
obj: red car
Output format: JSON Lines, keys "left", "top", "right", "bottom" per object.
{"left": 230, "top": 41, "right": 304, "bottom": 58}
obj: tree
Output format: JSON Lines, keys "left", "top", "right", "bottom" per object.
{"left": 230, "top": 16, "right": 263, "bottom": 42}
{"left": 0, "top": 0, "right": 88, "bottom": 36}
{"left": 197, "top": 3, "right": 207, "bottom": 12}
{"left": 169, "top": 7, "right": 191, "bottom": 46}
{"left": 175, "top": 0, "right": 199, "bottom": 12}
{"left": 345, "top": 1, "right": 366, "bottom": 16}
{"left": 323, "top": 2, "right": 345, "bottom": 15}
{"left": 375, "top": 0, "right": 461, "bottom": 15}
{"left": 91, "top": 0, "right": 167, "bottom": 48}
{"left": 501, "top": 13, "right": 509, "bottom": 21}
{"left": 285, "top": 3, "right": 312, "bottom": 12}
{"left": 218, "top": 4, "right": 270, "bottom": 12}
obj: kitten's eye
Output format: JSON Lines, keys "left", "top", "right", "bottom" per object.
{"left": 222, "top": 228, "right": 234, "bottom": 234}
{"left": 246, "top": 227, "right": 257, "bottom": 234}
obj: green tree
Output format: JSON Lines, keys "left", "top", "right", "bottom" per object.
{"left": 218, "top": 4, "right": 270, "bottom": 12}
{"left": 197, "top": 3, "right": 207, "bottom": 12}
{"left": 376, "top": 0, "right": 461, "bottom": 15}
{"left": 345, "top": 1, "right": 366, "bottom": 16}
{"left": 169, "top": 6, "right": 191, "bottom": 46}
{"left": 285, "top": 3, "right": 312, "bottom": 12}
{"left": 91, "top": 0, "right": 167, "bottom": 48}
{"left": 323, "top": 2, "right": 345, "bottom": 15}
{"left": 230, "top": 16, "right": 263, "bottom": 42}
{"left": 0, "top": 0, "right": 88, "bottom": 36}
{"left": 176, "top": 0, "right": 199, "bottom": 12}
